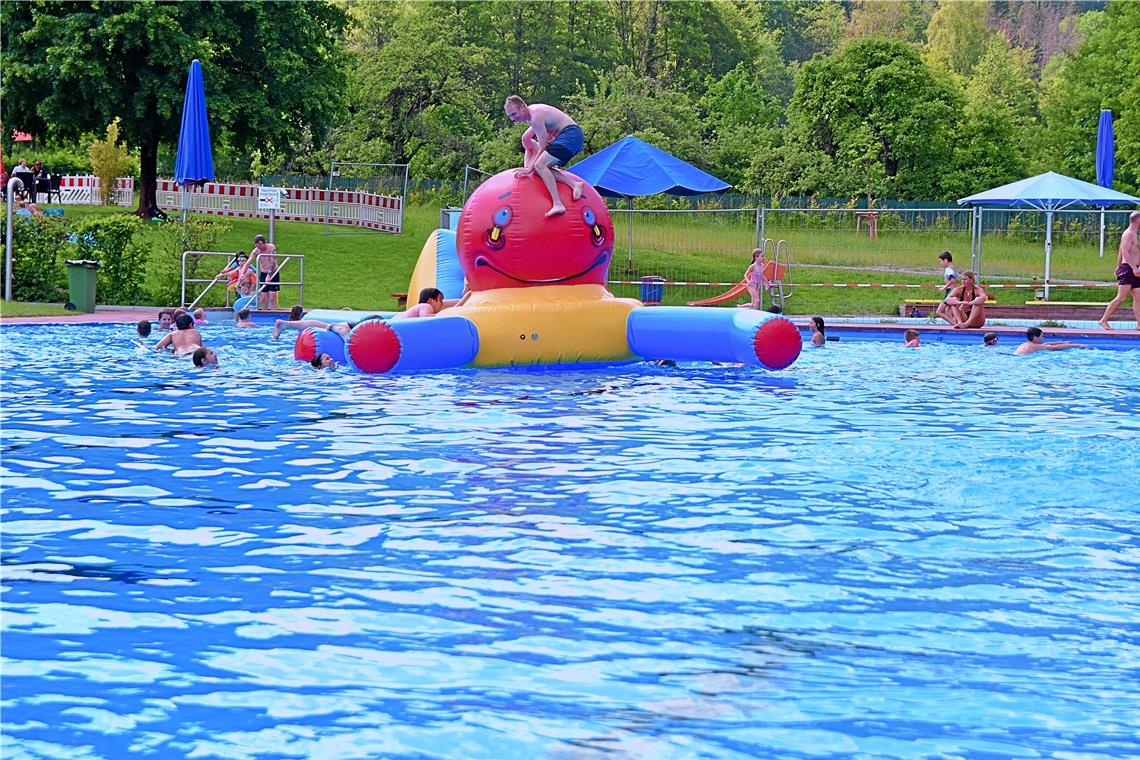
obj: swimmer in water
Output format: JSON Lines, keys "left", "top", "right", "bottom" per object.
{"left": 810, "top": 316, "right": 825, "bottom": 347}
{"left": 310, "top": 353, "right": 337, "bottom": 370}
{"left": 153, "top": 313, "right": 204, "bottom": 355}
{"left": 192, "top": 347, "right": 219, "bottom": 368}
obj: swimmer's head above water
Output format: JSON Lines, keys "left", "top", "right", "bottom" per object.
{"left": 310, "top": 353, "right": 337, "bottom": 370}
{"left": 192, "top": 348, "right": 218, "bottom": 368}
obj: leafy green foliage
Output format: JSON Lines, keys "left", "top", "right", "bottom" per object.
{"left": 9, "top": 216, "right": 67, "bottom": 302}
{"left": 146, "top": 217, "right": 232, "bottom": 307}
{"left": 1037, "top": 2, "right": 1140, "bottom": 193}
{"left": 88, "top": 121, "right": 134, "bottom": 205}
{"left": 74, "top": 216, "right": 147, "bottom": 304}
{"left": 924, "top": 0, "right": 999, "bottom": 79}
{"left": 1, "top": 1, "right": 349, "bottom": 212}
{"left": 770, "top": 39, "right": 961, "bottom": 201}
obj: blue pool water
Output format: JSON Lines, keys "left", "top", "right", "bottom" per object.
{"left": 2, "top": 323, "right": 1139, "bottom": 759}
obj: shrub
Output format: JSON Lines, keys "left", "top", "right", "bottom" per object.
{"left": 37, "top": 145, "right": 93, "bottom": 176}
{"left": 7, "top": 216, "right": 71, "bottom": 302}
{"left": 88, "top": 121, "right": 134, "bottom": 205}
{"left": 147, "top": 217, "right": 232, "bottom": 307}
{"left": 74, "top": 215, "right": 147, "bottom": 304}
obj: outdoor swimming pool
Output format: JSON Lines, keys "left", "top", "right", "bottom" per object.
{"left": 2, "top": 323, "right": 1138, "bottom": 759}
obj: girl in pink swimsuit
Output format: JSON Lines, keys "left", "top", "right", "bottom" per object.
{"left": 744, "top": 248, "right": 767, "bottom": 309}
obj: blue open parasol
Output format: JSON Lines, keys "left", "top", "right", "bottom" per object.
{"left": 174, "top": 60, "right": 214, "bottom": 220}
{"left": 1095, "top": 109, "right": 1114, "bottom": 257}
{"left": 959, "top": 171, "right": 1140, "bottom": 295}
{"left": 569, "top": 136, "right": 730, "bottom": 270}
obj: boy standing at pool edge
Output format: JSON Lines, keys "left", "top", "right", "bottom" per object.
{"left": 505, "top": 95, "right": 586, "bottom": 218}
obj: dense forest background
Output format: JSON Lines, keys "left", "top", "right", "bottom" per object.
{"left": 3, "top": 0, "right": 1137, "bottom": 207}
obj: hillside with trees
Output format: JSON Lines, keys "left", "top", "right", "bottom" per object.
{"left": 2, "top": 0, "right": 1135, "bottom": 210}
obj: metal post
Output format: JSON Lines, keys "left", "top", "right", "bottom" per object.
{"left": 1044, "top": 210, "right": 1053, "bottom": 301}
{"left": 972, "top": 207, "right": 982, "bottom": 281}
{"left": 625, "top": 197, "right": 634, "bottom": 272}
{"left": 5, "top": 176, "right": 26, "bottom": 301}
{"left": 759, "top": 208, "right": 766, "bottom": 247}
{"left": 268, "top": 207, "right": 276, "bottom": 245}
{"left": 1099, "top": 208, "right": 1105, "bottom": 258}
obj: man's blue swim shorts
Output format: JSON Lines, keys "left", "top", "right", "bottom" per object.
{"left": 546, "top": 125, "right": 584, "bottom": 166}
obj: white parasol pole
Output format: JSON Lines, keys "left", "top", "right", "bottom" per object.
{"left": 626, "top": 196, "right": 634, "bottom": 272}
{"left": 1044, "top": 209, "right": 1053, "bottom": 301}
{"left": 1099, "top": 207, "right": 1105, "bottom": 258}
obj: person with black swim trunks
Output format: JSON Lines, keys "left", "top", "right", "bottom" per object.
{"left": 505, "top": 95, "right": 586, "bottom": 219}
{"left": 253, "top": 235, "right": 280, "bottom": 311}
{"left": 1098, "top": 211, "right": 1140, "bottom": 330}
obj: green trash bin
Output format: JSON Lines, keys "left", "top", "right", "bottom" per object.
{"left": 65, "top": 259, "right": 100, "bottom": 313}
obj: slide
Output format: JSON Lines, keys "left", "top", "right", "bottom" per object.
{"left": 688, "top": 280, "right": 747, "bottom": 307}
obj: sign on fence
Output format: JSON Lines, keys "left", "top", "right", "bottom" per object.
{"left": 257, "top": 187, "right": 283, "bottom": 211}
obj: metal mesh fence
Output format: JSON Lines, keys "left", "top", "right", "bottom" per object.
{"left": 598, "top": 206, "right": 1130, "bottom": 305}
{"left": 606, "top": 208, "right": 760, "bottom": 305}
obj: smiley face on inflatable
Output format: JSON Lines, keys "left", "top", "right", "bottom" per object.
{"left": 455, "top": 170, "right": 613, "bottom": 291}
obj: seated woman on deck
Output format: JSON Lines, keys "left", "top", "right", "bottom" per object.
{"left": 944, "top": 271, "right": 987, "bottom": 329}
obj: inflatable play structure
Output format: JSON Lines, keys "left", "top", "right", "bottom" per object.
{"left": 292, "top": 170, "right": 802, "bottom": 374}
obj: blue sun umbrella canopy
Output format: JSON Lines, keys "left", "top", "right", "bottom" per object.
{"left": 569, "top": 135, "right": 730, "bottom": 198}
{"left": 957, "top": 171, "right": 1139, "bottom": 211}
{"left": 1096, "top": 109, "right": 1114, "bottom": 189}
{"left": 958, "top": 171, "right": 1140, "bottom": 297}
{"left": 174, "top": 60, "right": 214, "bottom": 187}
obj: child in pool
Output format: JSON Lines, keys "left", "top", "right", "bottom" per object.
{"left": 810, "top": 316, "right": 825, "bottom": 347}
{"left": 744, "top": 248, "right": 768, "bottom": 309}
{"left": 904, "top": 329, "right": 920, "bottom": 347}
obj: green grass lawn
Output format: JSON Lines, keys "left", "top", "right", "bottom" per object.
{"left": 0, "top": 301, "right": 77, "bottom": 317}
{"left": 9, "top": 201, "right": 1124, "bottom": 317}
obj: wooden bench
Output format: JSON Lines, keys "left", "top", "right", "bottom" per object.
{"left": 391, "top": 292, "right": 407, "bottom": 308}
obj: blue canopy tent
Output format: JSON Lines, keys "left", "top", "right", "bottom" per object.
{"left": 1096, "top": 109, "right": 1115, "bottom": 258}
{"left": 569, "top": 135, "right": 730, "bottom": 269}
{"left": 174, "top": 59, "right": 215, "bottom": 222}
{"left": 958, "top": 171, "right": 1140, "bottom": 298}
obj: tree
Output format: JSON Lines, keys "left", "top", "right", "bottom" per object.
{"left": 564, "top": 66, "right": 705, "bottom": 164}
{"left": 845, "top": 0, "right": 934, "bottom": 44}
{"left": 771, "top": 38, "right": 962, "bottom": 201}
{"left": 700, "top": 47, "right": 788, "bottom": 188}
{"left": 1037, "top": 2, "right": 1140, "bottom": 193}
{"left": 1, "top": 1, "right": 348, "bottom": 215}
{"left": 924, "top": 0, "right": 1000, "bottom": 79}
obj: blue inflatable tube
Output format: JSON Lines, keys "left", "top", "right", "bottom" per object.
{"left": 627, "top": 307, "right": 802, "bottom": 369}
{"left": 434, "top": 229, "right": 466, "bottom": 300}
{"left": 312, "top": 328, "right": 346, "bottom": 365}
{"left": 300, "top": 309, "right": 396, "bottom": 324}
{"left": 346, "top": 316, "right": 480, "bottom": 374}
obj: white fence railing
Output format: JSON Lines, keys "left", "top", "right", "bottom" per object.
{"left": 155, "top": 180, "right": 403, "bottom": 233}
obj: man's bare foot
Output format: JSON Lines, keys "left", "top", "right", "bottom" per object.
{"left": 272, "top": 319, "right": 283, "bottom": 339}
{"left": 571, "top": 182, "right": 585, "bottom": 201}
{"left": 1098, "top": 319, "right": 1113, "bottom": 330}
{"left": 545, "top": 205, "right": 566, "bottom": 218}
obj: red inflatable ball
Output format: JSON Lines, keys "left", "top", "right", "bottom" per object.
{"left": 346, "top": 319, "right": 401, "bottom": 374}
{"left": 293, "top": 328, "right": 318, "bottom": 362}
{"left": 455, "top": 169, "right": 613, "bottom": 291}
{"left": 753, "top": 317, "right": 802, "bottom": 370}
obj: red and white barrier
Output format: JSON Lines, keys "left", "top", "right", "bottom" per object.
{"left": 155, "top": 180, "right": 403, "bottom": 233}
{"left": 55, "top": 175, "right": 134, "bottom": 207}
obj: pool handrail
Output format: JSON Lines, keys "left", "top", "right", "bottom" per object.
{"left": 181, "top": 250, "right": 304, "bottom": 310}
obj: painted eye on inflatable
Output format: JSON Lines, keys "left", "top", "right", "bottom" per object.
{"left": 582, "top": 207, "right": 605, "bottom": 247}
{"left": 485, "top": 206, "right": 512, "bottom": 250}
